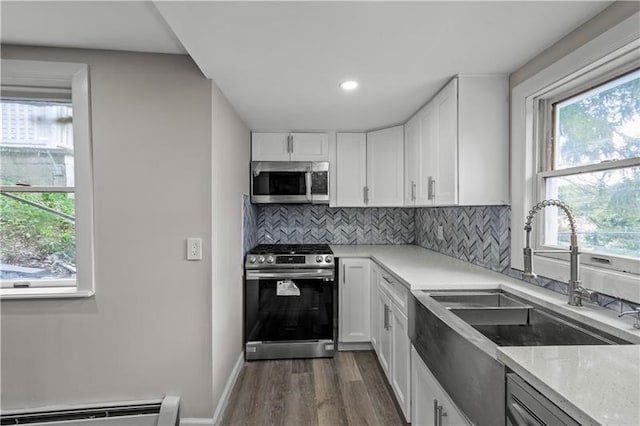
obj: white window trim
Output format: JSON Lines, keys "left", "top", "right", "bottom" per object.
{"left": 0, "top": 60, "right": 95, "bottom": 299}
{"left": 511, "top": 12, "right": 640, "bottom": 304}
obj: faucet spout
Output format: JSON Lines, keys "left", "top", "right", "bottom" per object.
{"left": 523, "top": 199, "right": 587, "bottom": 307}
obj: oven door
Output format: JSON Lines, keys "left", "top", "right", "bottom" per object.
{"left": 250, "top": 161, "right": 329, "bottom": 204}
{"left": 244, "top": 269, "right": 336, "bottom": 359}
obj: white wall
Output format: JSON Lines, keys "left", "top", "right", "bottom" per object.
{"left": 210, "top": 83, "right": 250, "bottom": 421}
{"left": 0, "top": 46, "right": 214, "bottom": 418}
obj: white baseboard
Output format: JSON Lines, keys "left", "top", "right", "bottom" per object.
{"left": 338, "top": 341, "right": 373, "bottom": 351}
{"left": 180, "top": 418, "right": 214, "bottom": 426}
{"left": 212, "top": 352, "right": 245, "bottom": 425}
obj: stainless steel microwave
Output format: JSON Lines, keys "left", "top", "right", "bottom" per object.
{"left": 250, "top": 161, "right": 329, "bottom": 204}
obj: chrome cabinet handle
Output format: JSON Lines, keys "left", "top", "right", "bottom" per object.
{"left": 342, "top": 264, "right": 346, "bottom": 285}
{"left": 383, "top": 304, "right": 389, "bottom": 330}
{"left": 433, "top": 399, "right": 439, "bottom": 426}
{"left": 363, "top": 186, "right": 369, "bottom": 204}
{"left": 287, "top": 135, "right": 293, "bottom": 153}
{"left": 411, "top": 181, "right": 416, "bottom": 200}
{"left": 428, "top": 176, "right": 436, "bottom": 201}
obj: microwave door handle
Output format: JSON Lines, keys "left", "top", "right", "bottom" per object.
{"left": 305, "top": 171, "right": 312, "bottom": 201}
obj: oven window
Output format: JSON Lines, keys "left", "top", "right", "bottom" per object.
{"left": 245, "top": 278, "right": 334, "bottom": 342}
{"left": 252, "top": 171, "right": 306, "bottom": 196}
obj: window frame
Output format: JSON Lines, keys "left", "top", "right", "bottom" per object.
{"left": 0, "top": 59, "right": 95, "bottom": 299}
{"left": 511, "top": 12, "right": 640, "bottom": 304}
{"left": 533, "top": 64, "right": 640, "bottom": 275}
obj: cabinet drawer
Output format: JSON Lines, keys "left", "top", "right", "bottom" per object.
{"left": 378, "top": 267, "right": 409, "bottom": 315}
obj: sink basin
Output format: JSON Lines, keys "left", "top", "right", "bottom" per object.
{"left": 431, "top": 291, "right": 532, "bottom": 326}
{"left": 428, "top": 289, "right": 630, "bottom": 346}
{"left": 430, "top": 291, "right": 530, "bottom": 308}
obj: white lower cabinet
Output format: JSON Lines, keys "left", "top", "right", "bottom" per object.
{"left": 411, "top": 346, "right": 471, "bottom": 426}
{"left": 339, "top": 258, "right": 371, "bottom": 343}
{"left": 374, "top": 267, "right": 411, "bottom": 422}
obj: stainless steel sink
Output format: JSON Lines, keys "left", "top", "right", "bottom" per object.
{"left": 429, "top": 289, "right": 629, "bottom": 346}
{"left": 431, "top": 291, "right": 532, "bottom": 326}
{"left": 409, "top": 289, "right": 632, "bottom": 426}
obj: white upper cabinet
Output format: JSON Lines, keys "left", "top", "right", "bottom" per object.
{"left": 336, "top": 126, "right": 404, "bottom": 207}
{"left": 252, "top": 132, "right": 329, "bottom": 161}
{"left": 367, "top": 126, "right": 404, "bottom": 207}
{"left": 405, "top": 75, "right": 509, "bottom": 206}
{"left": 251, "top": 132, "right": 289, "bottom": 161}
{"left": 336, "top": 133, "right": 367, "bottom": 207}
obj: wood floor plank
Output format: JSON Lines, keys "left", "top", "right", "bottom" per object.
{"left": 221, "top": 361, "right": 264, "bottom": 426}
{"left": 313, "top": 357, "right": 348, "bottom": 426}
{"left": 354, "top": 351, "right": 410, "bottom": 426}
{"left": 284, "top": 372, "right": 319, "bottom": 425}
{"left": 341, "top": 380, "right": 382, "bottom": 426}
{"left": 258, "top": 360, "right": 290, "bottom": 426}
{"left": 335, "top": 351, "right": 363, "bottom": 383}
{"left": 291, "top": 358, "right": 312, "bottom": 374}
{"left": 220, "top": 351, "right": 406, "bottom": 426}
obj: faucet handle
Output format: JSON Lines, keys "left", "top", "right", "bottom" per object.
{"left": 618, "top": 307, "right": 640, "bottom": 330}
{"left": 576, "top": 285, "right": 598, "bottom": 304}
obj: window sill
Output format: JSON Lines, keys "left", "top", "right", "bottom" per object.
{"left": 533, "top": 255, "right": 640, "bottom": 304}
{"left": 0, "top": 287, "right": 94, "bottom": 300}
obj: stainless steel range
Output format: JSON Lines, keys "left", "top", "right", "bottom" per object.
{"left": 244, "top": 244, "right": 336, "bottom": 360}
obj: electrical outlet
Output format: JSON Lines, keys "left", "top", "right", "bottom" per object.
{"left": 437, "top": 226, "right": 444, "bottom": 241}
{"left": 187, "top": 238, "right": 202, "bottom": 260}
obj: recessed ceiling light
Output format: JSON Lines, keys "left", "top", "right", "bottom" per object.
{"left": 340, "top": 80, "right": 359, "bottom": 91}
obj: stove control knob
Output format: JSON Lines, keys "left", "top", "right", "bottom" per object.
{"left": 248, "top": 256, "right": 256, "bottom": 264}
{"left": 316, "top": 256, "right": 323, "bottom": 263}
{"left": 325, "top": 256, "right": 333, "bottom": 263}
{"left": 258, "top": 256, "right": 265, "bottom": 264}
{"left": 266, "top": 256, "right": 275, "bottom": 264}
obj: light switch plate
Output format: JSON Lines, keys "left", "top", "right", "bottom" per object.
{"left": 437, "top": 226, "right": 444, "bottom": 241}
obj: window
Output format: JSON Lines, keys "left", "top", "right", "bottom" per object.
{"left": 0, "top": 60, "right": 94, "bottom": 299}
{"left": 536, "top": 68, "right": 640, "bottom": 274}
{"left": 510, "top": 12, "right": 640, "bottom": 303}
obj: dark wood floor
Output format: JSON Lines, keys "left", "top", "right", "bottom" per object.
{"left": 220, "top": 351, "right": 410, "bottom": 426}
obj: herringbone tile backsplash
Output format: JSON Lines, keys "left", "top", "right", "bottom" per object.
{"left": 257, "top": 205, "right": 415, "bottom": 245}
{"left": 414, "top": 206, "right": 510, "bottom": 273}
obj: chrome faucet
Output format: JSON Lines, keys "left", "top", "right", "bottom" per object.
{"left": 523, "top": 199, "right": 596, "bottom": 307}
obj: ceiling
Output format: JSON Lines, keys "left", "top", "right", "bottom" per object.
{"left": 2, "top": 1, "right": 612, "bottom": 132}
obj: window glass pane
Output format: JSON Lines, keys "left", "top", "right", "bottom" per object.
{"left": 0, "top": 192, "right": 76, "bottom": 282}
{"left": 1, "top": 99, "right": 74, "bottom": 187}
{"left": 544, "top": 166, "right": 640, "bottom": 259}
{"left": 553, "top": 69, "right": 640, "bottom": 170}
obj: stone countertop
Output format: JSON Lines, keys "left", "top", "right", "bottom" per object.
{"left": 330, "top": 244, "right": 640, "bottom": 425}
{"left": 498, "top": 346, "right": 640, "bottom": 426}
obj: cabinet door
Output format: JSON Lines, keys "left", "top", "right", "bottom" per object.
{"left": 432, "top": 79, "right": 458, "bottom": 205}
{"left": 339, "top": 258, "right": 371, "bottom": 342}
{"left": 377, "top": 288, "right": 391, "bottom": 378}
{"left": 404, "top": 115, "right": 419, "bottom": 206}
{"left": 366, "top": 126, "right": 404, "bottom": 206}
{"left": 411, "top": 346, "right": 471, "bottom": 426}
{"left": 411, "top": 346, "right": 438, "bottom": 426}
{"left": 251, "top": 132, "right": 290, "bottom": 161}
{"left": 336, "top": 133, "right": 367, "bottom": 207}
{"left": 291, "top": 133, "right": 329, "bottom": 161}
{"left": 370, "top": 263, "right": 380, "bottom": 351}
{"left": 391, "top": 307, "right": 411, "bottom": 421}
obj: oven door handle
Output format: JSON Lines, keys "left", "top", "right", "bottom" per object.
{"left": 246, "top": 270, "right": 335, "bottom": 280}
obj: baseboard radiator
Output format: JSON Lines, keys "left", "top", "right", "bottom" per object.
{"left": 0, "top": 396, "right": 180, "bottom": 425}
